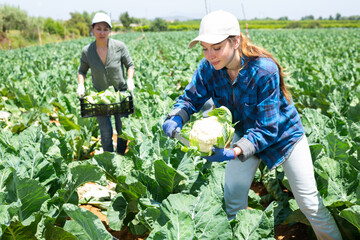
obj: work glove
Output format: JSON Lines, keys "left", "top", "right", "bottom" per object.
{"left": 162, "top": 115, "right": 183, "bottom": 138}
{"left": 203, "top": 147, "right": 236, "bottom": 162}
{"left": 77, "top": 83, "right": 85, "bottom": 98}
{"left": 127, "top": 78, "right": 135, "bottom": 92}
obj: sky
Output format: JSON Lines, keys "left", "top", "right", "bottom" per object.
{"left": 1, "top": 0, "right": 359, "bottom": 21}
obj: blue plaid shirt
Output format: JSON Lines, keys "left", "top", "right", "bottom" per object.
{"left": 172, "top": 57, "right": 304, "bottom": 170}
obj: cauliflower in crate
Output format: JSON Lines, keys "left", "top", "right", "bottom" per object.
{"left": 84, "top": 87, "right": 128, "bottom": 104}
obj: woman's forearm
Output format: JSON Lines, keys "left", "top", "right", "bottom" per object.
{"left": 77, "top": 73, "right": 85, "bottom": 85}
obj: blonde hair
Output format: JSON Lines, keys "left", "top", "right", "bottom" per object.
{"left": 232, "top": 32, "right": 291, "bottom": 103}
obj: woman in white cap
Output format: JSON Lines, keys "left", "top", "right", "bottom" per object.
{"left": 77, "top": 12, "right": 135, "bottom": 155}
{"left": 162, "top": 10, "right": 342, "bottom": 240}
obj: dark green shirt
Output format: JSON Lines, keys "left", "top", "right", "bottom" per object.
{"left": 78, "top": 38, "right": 135, "bottom": 91}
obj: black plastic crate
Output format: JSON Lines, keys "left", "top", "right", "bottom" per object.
{"left": 79, "top": 93, "right": 134, "bottom": 118}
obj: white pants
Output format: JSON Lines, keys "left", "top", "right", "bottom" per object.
{"left": 224, "top": 135, "right": 342, "bottom": 240}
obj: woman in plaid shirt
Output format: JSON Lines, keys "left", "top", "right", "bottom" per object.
{"left": 162, "top": 10, "right": 342, "bottom": 240}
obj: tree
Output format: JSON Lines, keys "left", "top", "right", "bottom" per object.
{"left": 301, "top": 15, "right": 314, "bottom": 20}
{"left": 43, "top": 18, "right": 64, "bottom": 37}
{"left": 43, "top": 18, "right": 57, "bottom": 34}
{"left": 348, "top": 15, "right": 360, "bottom": 20}
{"left": 0, "top": 5, "right": 28, "bottom": 32}
{"left": 120, "top": 11, "right": 132, "bottom": 29}
{"left": 335, "top": 13, "right": 341, "bottom": 20}
{"left": 151, "top": 18, "right": 168, "bottom": 32}
{"left": 22, "top": 17, "right": 43, "bottom": 40}
{"left": 65, "top": 11, "right": 92, "bottom": 36}
{"left": 278, "top": 16, "right": 288, "bottom": 21}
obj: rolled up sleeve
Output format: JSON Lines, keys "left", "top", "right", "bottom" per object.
{"left": 121, "top": 44, "right": 135, "bottom": 70}
{"left": 78, "top": 48, "right": 89, "bottom": 77}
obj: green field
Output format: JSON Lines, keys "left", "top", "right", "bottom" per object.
{"left": 0, "top": 29, "right": 359, "bottom": 239}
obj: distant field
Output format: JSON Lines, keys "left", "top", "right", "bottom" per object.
{"left": 166, "top": 19, "right": 360, "bottom": 31}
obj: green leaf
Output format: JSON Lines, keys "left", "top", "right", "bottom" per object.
{"left": 339, "top": 205, "right": 360, "bottom": 231}
{"left": 6, "top": 174, "right": 50, "bottom": 222}
{"left": 314, "top": 157, "right": 359, "bottom": 207}
{"left": 206, "top": 163, "right": 226, "bottom": 199}
{"left": 323, "top": 132, "right": 350, "bottom": 161}
{"left": 63, "top": 203, "right": 113, "bottom": 240}
{"left": 106, "top": 193, "right": 128, "bottom": 231}
{"left": 148, "top": 210, "right": 195, "bottom": 240}
{"left": 348, "top": 146, "right": 360, "bottom": 171}
{"left": 129, "top": 217, "right": 149, "bottom": 235}
{"left": 17, "top": 93, "right": 35, "bottom": 110}
{"left": 301, "top": 108, "right": 331, "bottom": 143}
{"left": 208, "top": 106, "right": 233, "bottom": 125}
{"left": 59, "top": 115, "right": 81, "bottom": 131}
{"left": 248, "top": 189, "right": 264, "bottom": 210}
{"left": 151, "top": 185, "right": 232, "bottom": 240}
{"left": 154, "top": 160, "right": 187, "bottom": 194}
{"left": 347, "top": 97, "right": 360, "bottom": 122}
{"left": 192, "top": 186, "right": 232, "bottom": 239}
{"left": 233, "top": 202, "right": 276, "bottom": 240}
{"left": 63, "top": 163, "right": 104, "bottom": 204}
{"left": 135, "top": 203, "right": 161, "bottom": 231}
{"left": 0, "top": 168, "right": 12, "bottom": 203}
{"left": 309, "top": 143, "right": 324, "bottom": 161}
{"left": 1, "top": 221, "right": 37, "bottom": 240}
{"left": 262, "top": 168, "right": 288, "bottom": 202}
{"left": 347, "top": 120, "right": 360, "bottom": 142}
{"left": 0, "top": 205, "right": 11, "bottom": 228}
{"left": 44, "top": 223, "right": 78, "bottom": 240}
{"left": 93, "top": 152, "right": 135, "bottom": 183}
{"left": 117, "top": 175, "right": 147, "bottom": 203}
{"left": 283, "top": 199, "right": 310, "bottom": 226}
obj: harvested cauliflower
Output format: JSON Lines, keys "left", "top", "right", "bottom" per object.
{"left": 185, "top": 106, "right": 235, "bottom": 155}
{"left": 190, "top": 116, "right": 223, "bottom": 153}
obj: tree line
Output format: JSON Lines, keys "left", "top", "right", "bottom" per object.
{"left": 0, "top": 5, "right": 172, "bottom": 41}
{"left": 0, "top": 4, "right": 359, "bottom": 49}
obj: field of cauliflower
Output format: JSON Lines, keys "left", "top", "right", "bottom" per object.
{"left": 0, "top": 29, "right": 359, "bottom": 239}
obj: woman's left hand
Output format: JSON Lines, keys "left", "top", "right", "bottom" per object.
{"left": 203, "top": 148, "right": 236, "bottom": 162}
{"left": 127, "top": 78, "right": 135, "bottom": 92}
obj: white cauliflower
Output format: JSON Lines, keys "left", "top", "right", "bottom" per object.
{"left": 190, "top": 116, "right": 223, "bottom": 153}
{"left": 185, "top": 106, "right": 235, "bottom": 155}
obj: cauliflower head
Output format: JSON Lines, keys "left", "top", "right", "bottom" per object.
{"left": 180, "top": 106, "right": 235, "bottom": 156}
{"left": 190, "top": 116, "right": 223, "bottom": 153}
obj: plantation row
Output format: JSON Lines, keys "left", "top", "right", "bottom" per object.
{"left": 0, "top": 29, "right": 359, "bottom": 239}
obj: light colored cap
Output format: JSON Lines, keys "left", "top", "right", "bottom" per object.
{"left": 189, "top": 10, "right": 240, "bottom": 48}
{"left": 92, "top": 12, "right": 112, "bottom": 28}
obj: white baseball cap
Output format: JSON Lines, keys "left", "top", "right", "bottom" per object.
{"left": 189, "top": 10, "right": 240, "bottom": 48}
{"left": 92, "top": 12, "right": 112, "bottom": 28}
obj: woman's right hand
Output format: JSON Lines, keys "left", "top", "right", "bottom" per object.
{"left": 162, "top": 115, "right": 183, "bottom": 138}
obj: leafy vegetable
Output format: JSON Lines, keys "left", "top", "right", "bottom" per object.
{"left": 183, "top": 106, "right": 235, "bottom": 155}
{"left": 85, "top": 87, "right": 128, "bottom": 104}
